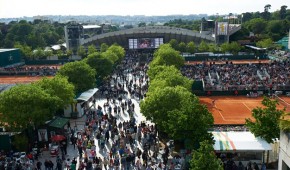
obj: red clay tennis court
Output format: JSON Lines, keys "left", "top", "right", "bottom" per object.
{"left": 0, "top": 76, "right": 52, "bottom": 84}
{"left": 199, "top": 96, "right": 290, "bottom": 125}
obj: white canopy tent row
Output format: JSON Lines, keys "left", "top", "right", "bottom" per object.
{"left": 64, "top": 88, "right": 99, "bottom": 118}
{"left": 212, "top": 131, "right": 275, "bottom": 168}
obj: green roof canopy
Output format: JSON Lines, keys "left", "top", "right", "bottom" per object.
{"left": 49, "top": 117, "right": 69, "bottom": 129}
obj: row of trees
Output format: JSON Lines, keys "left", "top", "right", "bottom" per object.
{"left": 0, "top": 20, "right": 65, "bottom": 49}
{"left": 139, "top": 44, "right": 223, "bottom": 169}
{"left": 168, "top": 39, "right": 243, "bottom": 54}
{"left": 0, "top": 44, "right": 125, "bottom": 151}
{"left": 57, "top": 44, "right": 125, "bottom": 93}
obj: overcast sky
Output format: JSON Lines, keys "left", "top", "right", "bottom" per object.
{"left": 0, "top": 0, "right": 288, "bottom": 18}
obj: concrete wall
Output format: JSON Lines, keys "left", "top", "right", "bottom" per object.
{"left": 278, "top": 131, "right": 290, "bottom": 170}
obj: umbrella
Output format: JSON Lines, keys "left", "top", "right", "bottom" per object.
{"left": 51, "top": 135, "right": 66, "bottom": 142}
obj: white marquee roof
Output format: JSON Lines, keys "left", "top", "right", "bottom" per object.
{"left": 212, "top": 131, "right": 272, "bottom": 151}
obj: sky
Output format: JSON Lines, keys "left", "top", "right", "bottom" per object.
{"left": 0, "top": 0, "right": 289, "bottom": 18}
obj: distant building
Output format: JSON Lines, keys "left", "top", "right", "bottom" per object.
{"left": 64, "top": 23, "right": 84, "bottom": 54}
{"left": 0, "top": 49, "right": 21, "bottom": 67}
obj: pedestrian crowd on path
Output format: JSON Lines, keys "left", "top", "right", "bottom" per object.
{"left": 60, "top": 51, "right": 185, "bottom": 170}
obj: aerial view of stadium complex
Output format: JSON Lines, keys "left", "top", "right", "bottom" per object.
{"left": 0, "top": 1, "right": 290, "bottom": 170}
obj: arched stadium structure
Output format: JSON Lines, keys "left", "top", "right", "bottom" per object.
{"left": 81, "top": 26, "right": 215, "bottom": 48}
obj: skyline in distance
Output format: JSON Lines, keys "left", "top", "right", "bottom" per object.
{"left": 0, "top": 0, "right": 288, "bottom": 18}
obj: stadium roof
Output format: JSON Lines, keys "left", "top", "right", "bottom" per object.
{"left": 83, "top": 25, "right": 101, "bottom": 29}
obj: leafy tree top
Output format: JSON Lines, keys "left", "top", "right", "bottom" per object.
{"left": 150, "top": 44, "right": 184, "bottom": 69}
{"left": 245, "top": 96, "right": 284, "bottom": 143}
{"left": 0, "top": 84, "right": 58, "bottom": 131}
{"left": 190, "top": 140, "right": 223, "bottom": 170}
{"left": 140, "top": 86, "right": 213, "bottom": 147}
{"left": 57, "top": 61, "right": 96, "bottom": 93}
{"left": 33, "top": 75, "right": 75, "bottom": 110}
{"left": 86, "top": 52, "right": 113, "bottom": 79}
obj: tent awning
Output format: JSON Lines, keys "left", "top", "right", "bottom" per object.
{"left": 49, "top": 117, "right": 69, "bottom": 129}
{"left": 212, "top": 131, "right": 272, "bottom": 151}
{"left": 76, "top": 88, "right": 98, "bottom": 102}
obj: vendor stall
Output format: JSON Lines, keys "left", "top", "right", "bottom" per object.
{"left": 64, "top": 88, "right": 98, "bottom": 118}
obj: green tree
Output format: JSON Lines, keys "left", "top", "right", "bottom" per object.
{"left": 88, "top": 44, "right": 97, "bottom": 55}
{"left": 198, "top": 40, "right": 209, "bottom": 52}
{"left": 57, "top": 61, "right": 96, "bottom": 93}
{"left": 178, "top": 42, "right": 186, "bottom": 53}
{"left": 245, "top": 97, "right": 284, "bottom": 143}
{"left": 229, "top": 42, "right": 242, "bottom": 55}
{"left": 169, "top": 39, "right": 179, "bottom": 50}
{"left": 107, "top": 45, "right": 125, "bottom": 63}
{"left": 77, "top": 45, "right": 87, "bottom": 58}
{"left": 0, "top": 84, "right": 58, "bottom": 131}
{"left": 100, "top": 43, "right": 109, "bottom": 52}
{"left": 245, "top": 18, "right": 267, "bottom": 35}
{"left": 148, "top": 66, "right": 193, "bottom": 93}
{"left": 102, "top": 50, "right": 119, "bottom": 64}
{"left": 190, "top": 140, "right": 223, "bottom": 170}
{"left": 256, "top": 38, "right": 273, "bottom": 48}
{"left": 186, "top": 41, "right": 196, "bottom": 54}
{"left": 140, "top": 86, "right": 213, "bottom": 148}
{"left": 147, "top": 65, "right": 180, "bottom": 80}
{"left": 14, "top": 42, "right": 32, "bottom": 59}
{"left": 150, "top": 44, "right": 184, "bottom": 69}
{"left": 32, "top": 48, "right": 45, "bottom": 59}
{"left": 220, "top": 42, "right": 231, "bottom": 53}
{"left": 279, "top": 5, "right": 288, "bottom": 19}
{"left": 208, "top": 43, "right": 219, "bottom": 53}
{"left": 86, "top": 52, "right": 114, "bottom": 79}
{"left": 66, "top": 49, "right": 73, "bottom": 59}
{"left": 34, "top": 76, "right": 75, "bottom": 110}
{"left": 262, "top": 4, "right": 272, "bottom": 20}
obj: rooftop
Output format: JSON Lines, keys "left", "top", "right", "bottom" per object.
{"left": 0, "top": 49, "right": 18, "bottom": 52}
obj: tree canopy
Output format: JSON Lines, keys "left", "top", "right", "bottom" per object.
{"left": 148, "top": 66, "right": 193, "bottom": 93}
{"left": 33, "top": 75, "right": 75, "bottom": 110}
{"left": 107, "top": 45, "right": 125, "bottom": 63}
{"left": 190, "top": 140, "right": 223, "bottom": 170}
{"left": 150, "top": 44, "right": 184, "bottom": 69}
{"left": 245, "top": 97, "right": 284, "bottom": 143}
{"left": 57, "top": 61, "right": 96, "bottom": 93}
{"left": 86, "top": 52, "right": 114, "bottom": 79}
{"left": 140, "top": 86, "right": 213, "bottom": 148}
{"left": 0, "top": 84, "right": 58, "bottom": 131}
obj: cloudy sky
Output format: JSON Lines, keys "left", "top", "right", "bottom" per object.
{"left": 0, "top": 0, "right": 288, "bottom": 18}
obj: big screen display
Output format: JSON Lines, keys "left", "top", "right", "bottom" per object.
{"left": 129, "top": 38, "right": 163, "bottom": 49}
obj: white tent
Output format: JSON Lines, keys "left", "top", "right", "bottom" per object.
{"left": 212, "top": 131, "right": 272, "bottom": 151}
{"left": 76, "top": 88, "right": 98, "bottom": 102}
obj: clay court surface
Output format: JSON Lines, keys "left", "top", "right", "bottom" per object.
{"left": 200, "top": 96, "right": 290, "bottom": 125}
{"left": 0, "top": 76, "right": 52, "bottom": 84}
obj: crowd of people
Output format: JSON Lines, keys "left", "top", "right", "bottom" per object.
{"left": 58, "top": 51, "right": 185, "bottom": 170}
{"left": 0, "top": 65, "right": 59, "bottom": 76}
{"left": 181, "top": 60, "right": 290, "bottom": 91}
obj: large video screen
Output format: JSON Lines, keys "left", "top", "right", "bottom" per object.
{"left": 129, "top": 38, "right": 163, "bottom": 49}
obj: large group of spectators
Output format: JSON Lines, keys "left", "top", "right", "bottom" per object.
{"left": 0, "top": 65, "right": 59, "bottom": 76}
{"left": 59, "top": 51, "right": 185, "bottom": 170}
{"left": 181, "top": 60, "right": 290, "bottom": 91}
